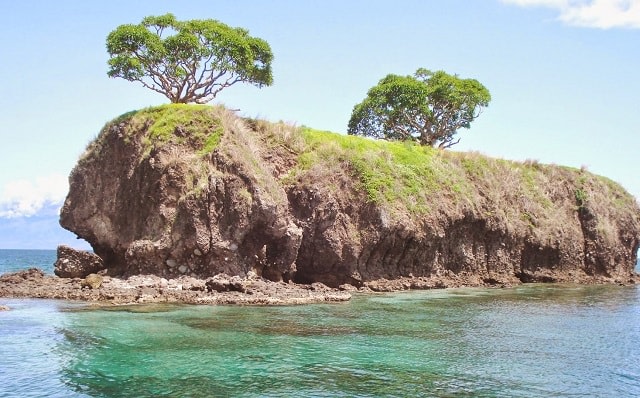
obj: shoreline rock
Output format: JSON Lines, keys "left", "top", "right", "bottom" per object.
{"left": 0, "top": 269, "right": 351, "bottom": 306}
{"left": 54, "top": 245, "right": 105, "bottom": 278}
{"left": 0, "top": 268, "right": 636, "bottom": 307}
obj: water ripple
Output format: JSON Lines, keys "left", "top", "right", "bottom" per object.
{"left": 1, "top": 285, "right": 639, "bottom": 397}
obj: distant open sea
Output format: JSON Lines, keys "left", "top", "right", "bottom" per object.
{"left": 1, "top": 249, "right": 640, "bottom": 397}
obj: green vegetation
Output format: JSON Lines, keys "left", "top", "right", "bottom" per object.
{"left": 348, "top": 68, "right": 490, "bottom": 148}
{"left": 458, "top": 154, "right": 490, "bottom": 179}
{"left": 118, "top": 104, "right": 224, "bottom": 155}
{"left": 297, "top": 127, "right": 472, "bottom": 212}
{"left": 291, "top": 125, "right": 634, "bottom": 227}
{"left": 575, "top": 188, "right": 587, "bottom": 208}
{"left": 575, "top": 174, "right": 588, "bottom": 209}
{"left": 597, "top": 175, "right": 637, "bottom": 210}
{"left": 106, "top": 13, "right": 273, "bottom": 104}
{"left": 520, "top": 165, "right": 553, "bottom": 209}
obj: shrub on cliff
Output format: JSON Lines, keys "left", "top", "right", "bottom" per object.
{"left": 106, "top": 13, "right": 273, "bottom": 104}
{"left": 348, "top": 69, "right": 490, "bottom": 148}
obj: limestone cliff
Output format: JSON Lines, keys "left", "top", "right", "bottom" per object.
{"left": 60, "top": 104, "right": 640, "bottom": 287}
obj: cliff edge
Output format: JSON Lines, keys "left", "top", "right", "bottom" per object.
{"left": 60, "top": 104, "right": 640, "bottom": 287}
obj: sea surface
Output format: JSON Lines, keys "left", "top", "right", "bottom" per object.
{"left": 1, "top": 250, "right": 640, "bottom": 397}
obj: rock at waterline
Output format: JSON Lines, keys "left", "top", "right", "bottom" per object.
{"left": 54, "top": 245, "right": 105, "bottom": 278}
{"left": 206, "top": 275, "right": 246, "bottom": 293}
{"left": 0, "top": 305, "right": 9, "bottom": 311}
{"left": 81, "top": 274, "right": 103, "bottom": 289}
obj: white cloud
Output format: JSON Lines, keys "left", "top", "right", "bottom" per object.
{"left": 502, "top": 0, "right": 640, "bottom": 28}
{"left": 0, "top": 174, "right": 68, "bottom": 218}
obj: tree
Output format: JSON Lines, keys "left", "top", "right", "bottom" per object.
{"left": 106, "top": 13, "right": 273, "bottom": 104}
{"left": 348, "top": 69, "right": 491, "bottom": 148}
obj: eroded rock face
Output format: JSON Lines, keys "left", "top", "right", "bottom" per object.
{"left": 60, "top": 105, "right": 640, "bottom": 287}
{"left": 54, "top": 245, "right": 105, "bottom": 278}
{"left": 61, "top": 106, "right": 301, "bottom": 282}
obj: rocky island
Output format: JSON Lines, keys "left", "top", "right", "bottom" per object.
{"left": 1, "top": 104, "right": 639, "bottom": 304}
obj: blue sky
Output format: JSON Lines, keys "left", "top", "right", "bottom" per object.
{"left": 1, "top": 0, "right": 639, "bottom": 249}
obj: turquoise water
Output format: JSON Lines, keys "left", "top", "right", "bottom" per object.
{"left": 1, "top": 251, "right": 640, "bottom": 397}
{"left": 0, "top": 249, "right": 56, "bottom": 274}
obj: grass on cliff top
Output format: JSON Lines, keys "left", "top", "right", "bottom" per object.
{"left": 296, "top": 128, "right": 472, "bottom": 213}
{"left": 291, "top": 126, "right": 637, "bottom": 225}
{"left": 114, "top": 104, "right": 224, "bottom": 156}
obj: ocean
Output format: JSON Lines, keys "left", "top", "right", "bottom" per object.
{"left": 1, "top": 249, "right": 639, "bottom": 397}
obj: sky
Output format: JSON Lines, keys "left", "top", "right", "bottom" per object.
{"left": 1, "top": 0, "right": 639, "bottom": 249}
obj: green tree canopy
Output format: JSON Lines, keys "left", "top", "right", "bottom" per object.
{"left": 106, "top": 13, "right": 273, "bottom": 104}
{"left": 347, "top": 68, "right": 491, "bottom": 148}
